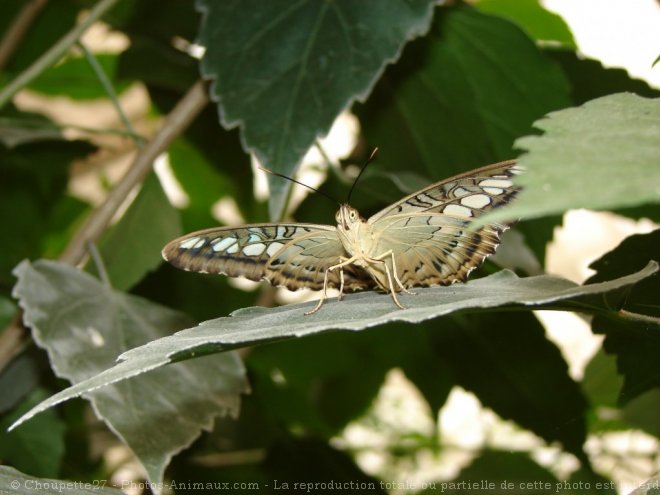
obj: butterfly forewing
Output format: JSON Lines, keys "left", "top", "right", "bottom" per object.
{"left": 162, "top": 224, "right": 374, "bottom": 291}
{"left": 369, "top": 160, "right": 520, "bottom": 222}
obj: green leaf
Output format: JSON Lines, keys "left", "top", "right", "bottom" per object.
{"left": 547, "top": 50, "right": 660, "bottom": 105}
{"left": 0, "top": 351, "right": 41, "bottom": 414}
{"left": 247, "top": 325, "right": 450, "bottom": 434}
{"left": 477, "top": 0, "right": 576, "bottom": 47}
{"left": 167, "top": 136, "right": 238, "bottom": 229}
{"left": 0, "top": 465, "right": 125, "bottom": 495}
{"left": 11, "top": 261, "right": 656, "bottom": 430}
{"left": 581, "top": 349, "right": 623, "bottom": 411}
{"left": 88, "top": 174, "right": 182, "bottom": 291}
{"left": 12, "top": 260, "right": 249, "bottom": 486}
{"left": 428, "top": 312, "right": 588, "bottom": 460}
{"left": 484, "top": 93, "right": 660, "bottom": 224}
{"left": 197, "top": 0, "right": 437, "bottom": 219}
{"left": 0, "top": 109, "right": 63, "bottom": 148}
{"left": 0, "top": 131, "right": 94, "bottom": 289}
{"left": 25, "top": 54, "right": 132, "bottom": 100}
{"left": 356, "top": 6, "right": 571, "bottom": 179}
{"left": 0, "top": 295, "right": 17, "bottom": 333}
{"left": 592, "top": 316, "right": 660, "bottom": 405}
{"left": 586, "top": 230, "right": 660, "bottom": 404}
{"left": 0, "top": 1, "right": 79, "bottom": 75}
{"left": 586, "top": 230, "right": 660, "bottom": 318}
{"left": 623, "top": 388, "right": 660, "bottom": 439}
{"left": 0, "top": 389, "right": 65, "bottom": 478}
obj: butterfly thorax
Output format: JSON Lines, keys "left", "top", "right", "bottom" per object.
{"left": 335, "top": 204, "right": 378, "bottom": 266}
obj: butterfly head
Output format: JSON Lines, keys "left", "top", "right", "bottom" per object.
{"left": 335, "top": 204, "right": 362, "bottom": 231}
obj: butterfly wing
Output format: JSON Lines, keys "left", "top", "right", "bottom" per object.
{"left": 162, "top": 224, "right": 375, "bottom": 291}
{"left": 368, "top": 160, "right": 521, "bottom": 287}
{"left": 369, "top": 160, "right": 520, "bottom": 221}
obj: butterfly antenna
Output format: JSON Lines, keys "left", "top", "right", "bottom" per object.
{"left": 258, "top": 166, "right": 340, "bottom": 205}
{"left": 347, "top": 147, "right": 378, "bottom": 204}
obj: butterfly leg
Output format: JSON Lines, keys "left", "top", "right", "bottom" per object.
{"left": 365, "top": 253, "right": 406, "bottom": 309}
{"left": 372, "top": 250, "right": 415, "bottom": 296}
{"left": 337, "top": 265, "right": 346, "bottom": 301}
{"left": 305, "top": 256, "right": 356, "bottom": 315}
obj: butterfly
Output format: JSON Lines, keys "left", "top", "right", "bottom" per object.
{"left": 162, "top": 160, "right": 521, "bottom": 314}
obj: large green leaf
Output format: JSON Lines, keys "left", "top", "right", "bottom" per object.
{"left": 585, "top": 231, "right": 660, "bottom": 404}
{"left": 484, "top": 93, "right": 660, "bottom": 224}
{"left": 12, "top": 260, "right": 249, "bottom": 487}
{"left": 356, "top": 6, "right": 571, "bottom": 179}
{"left": 196, "top": 0, "right": 437, "bottom": 219}
{"left": 427, "top": 312, "right": 588, "bottom": 460}
{"left": 354, "top": 6, "right": 570, "bottom": 265}
{"left": 10, "top": 260, "right": 656, "bottom": 431}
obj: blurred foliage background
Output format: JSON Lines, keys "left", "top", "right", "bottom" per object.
{"left": 0, "top": 0, "right": 659, "bottom": 494}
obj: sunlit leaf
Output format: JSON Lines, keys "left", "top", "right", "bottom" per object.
{"left": 484, "top": 93, "right": 660, "bottom": 224}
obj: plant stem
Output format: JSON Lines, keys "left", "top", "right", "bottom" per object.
{"left": 0, "top": 0, "right": 121, "bottom": 109}
{"left": 59, "top": 79, "right": 210, "bottom": 266}
{"left": 0, "top": 79, "right": 210, "bottom": 372}
{"left": 0, "top": 0, "right": 48, "bottom": 71}
{"left": 77, "top": 41, "right": 145, "bottom": 148}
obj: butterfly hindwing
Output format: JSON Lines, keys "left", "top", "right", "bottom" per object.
{"left": 368, "top": 160, "right": 521, "bottom": 287}
{"left": 162, "top": 224, "right": 374, "bottom": 291}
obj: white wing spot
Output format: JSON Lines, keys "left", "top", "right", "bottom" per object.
{"left": 212, "top": 237, "right": 237, "bottom": 252}
{"left": 180, "top": 237, "right": 200, "bottom": 249}
{"left": 479, "top": 178, "right": 513, "bottom": 188}
{"left": 461, "top": 194, "right": 491, "bottom": 209}
{"left": 193, "top": 239, "right": 206, "bottom": 249}
{"left": 243, "top": 243, "right": 267, "bottom": 256}
{"left": 266, "top": 242, "right": 285, "bottom": 257}
{"left": 226, "top": 243, "right": 240, "bottom": 254}
{"left": 444, "top": 204, "right": 473, "bottom": 218}
{"left": 483, "top": 187, "right": 504, "bottom": 195}
{"left": 453, "top": 187, "right": 470, "bottom": 197}
{"left": 276, "top": 226, "right": 286, "bottom": 238}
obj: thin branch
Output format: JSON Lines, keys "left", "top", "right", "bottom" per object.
{"left": 0, "top": 317, "right": 31, "bottom": 374}
{"left": 618, "top": 309, "right": 660, "bottom": 325}
{"left": 0, "top": 0, "right": 121, "bottom": 109}
{"left": 77, "top": 41, "right": 145, "bottom": 148}
{"left": 0, "top": 79, "right": 210, "bottom": 372}
{"left": 0, "top": 0, "right": 48, "bottom": 71}
{"left": 59, "top": 79, "right": 210, "bottom": 266}
{"left": 87, "top": 242, "right": 112, "bottom": 288}
{"left": 0, "top": 116, "right": 144, "bottom": 141}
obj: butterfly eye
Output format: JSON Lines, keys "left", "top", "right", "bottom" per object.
{"left": 349, "top": 210, "right": 357, "bottom": 221}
